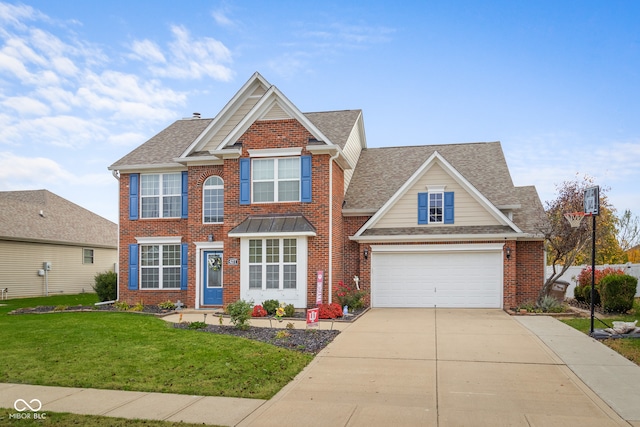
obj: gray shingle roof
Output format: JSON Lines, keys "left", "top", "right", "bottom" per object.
{"left": 0, "top": 190, "right": 117, "bottom": 247}
{"left": 344, "top": 142, "right": 520, "bottom": 211}
{"left": 109, "top": 110, "right": 361, "bottom": 170}
{"left": 511, "top": 186, "right": 546, "bottom": 234}
{"left": 109, "top": 118, "right": 213, "bottom": 169}
{"left": 361, "top": 225, "right": 516, "bottom": 236}
{"left": 304, "top": 110, "right": 361, "bottom": 149}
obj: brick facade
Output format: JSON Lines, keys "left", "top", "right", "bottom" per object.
{"left": 117, "top": 119, "right": 545, "bottom": 311}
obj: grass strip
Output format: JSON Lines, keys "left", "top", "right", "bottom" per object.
{"left": 0, "top": 407, "right": 221, "bottom": 426}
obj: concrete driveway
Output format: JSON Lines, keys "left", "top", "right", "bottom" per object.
{"left": 239, "top": 309, "right": 630, "bottom": 427}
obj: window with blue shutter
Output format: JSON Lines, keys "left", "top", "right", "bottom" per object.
{"left": 181, "top": 171, "right": 188, "bottom": 219}
{"left": 128, "top": 244, "right": 139, "bottom": 290}
{"left": 180, "top": 243, "right": 188, "bottom": 290}
{"left": 239, "top": 158, "right": 250, "bottom": 205}
{"left": 418, "top": 193, "right": 428, "bottom": 224}
{"left": 444, "top": 192, "right": 454, "bottom": 224}
{"left": 301, "top": 155, "right": 312, "bottom": 202}
{"left": 129, "top": 174, "right": 139, "bottom": 220}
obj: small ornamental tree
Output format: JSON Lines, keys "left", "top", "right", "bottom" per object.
{"left": 537, "top": 175, "right": 617, "bottom": 301}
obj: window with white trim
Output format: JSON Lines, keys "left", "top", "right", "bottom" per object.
{"left": 248, "top": 238, "right": 297, "bottom": 290}
{"left": 83, "top": 248, "right": 94, "bottom": 264}
{"left": 140, "top": 244, "right": 181, "bottom": 289}
{"left": 252, "top": 158, "right": 300, "bottom": 202}
{"left": 203, "top": 176, "right": 224, "bottom": 223}
{"left": 429, "top": 192, "right": 444, "bottom": 223}
{"left": 141, "top": 173, "right": 181, "bottom": 218}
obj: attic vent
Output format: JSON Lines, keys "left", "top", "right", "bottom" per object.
{"left": 193, "top": 112, "right": 201, "bottom": 119}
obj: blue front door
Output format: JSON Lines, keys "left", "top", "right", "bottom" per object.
{"left": 203, "top": 251, "right": 223, "bottom": 305}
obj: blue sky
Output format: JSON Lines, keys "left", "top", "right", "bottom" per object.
{"left": 1, "top": 1, "right": 639, "bottom": 224}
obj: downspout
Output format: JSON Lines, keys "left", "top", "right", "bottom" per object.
{"left": 328, "top": 150, "right": 340, "bottom": 304}
{"left": 111, "top": 170, "right": 121, "bottom": 302}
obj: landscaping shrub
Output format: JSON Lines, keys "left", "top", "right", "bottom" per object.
{"left": 262, "top": 299, "right": 280, "bottom": 315}
{"left": 227, "top": 299, "right": 253, "bottom": 329}
{"left": 599, "top": 274, "right": 638, "bottom": 313}
{"left": 335, "top": 280, "right": 367, "bottom": 310}
{"left": 537, "top": 295, "right": 563, "bottom": 313}
{"left": 284, "top": 303, "right": 295, "bottom": 317}
{"left": 252, "top": 304, "right": 267, "bottom": 317}
{"left": 158, "top": 300, "right": 176, "bottom": 310}
{"left": 318, "top": 303, "right": 343, "bottom": 319}
{"left": 92, "top": 271, "right": 117, "bottom": 302}
{"left": 574, "top": 266, "right": 625, "bottom": 305}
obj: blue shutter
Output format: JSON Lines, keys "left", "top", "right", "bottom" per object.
{"left": 181, "top": 171, "right": 188, "bottom": 219}
{"left": 128, "top": 244, "right": 139, "bottom": 290}
{"left": 301, "top": 155, "right": 312, "bottom": 202}
{"left": 239, "top": 158, "right": 250, "bottom": 205}
{"left": 129, "top": 174, "right": 139, "bottom": 220}
{"left": 418, "top": 193, "right": 429, "bottom": 224}
{"left": 418, "top": 192, "right": 428, "bottom": 224}
{"left": 444, "top": 192, "right": 455, "bottom": 224}
{"left": 180, "top": 243, "right": 188, "bottom": 290}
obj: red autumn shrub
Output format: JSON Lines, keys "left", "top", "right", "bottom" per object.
{"left": 252, "top": 305, "right": 267, "bottom": 317}
{"left": 318, "top": 303, "right": 343, "bottom": 319}
{"left": 576, "top": 266, "right": 625, "bottom": 287}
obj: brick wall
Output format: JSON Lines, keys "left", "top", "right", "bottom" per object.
{"left": 515, "top": 240, "right": 545, "bottom": 305}
{"left": 118, "top": 119, "right": 346, "bottom": 309}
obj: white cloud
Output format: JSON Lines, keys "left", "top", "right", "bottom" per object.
{"left": 130, "top": 39, "right": 166, "bottom": 63}
{"left": 0, "top": 3, "right": 44, "bottom": 31}
{"left": 212, "top": 8, "right": 235, "bottom": 28}
{"left": 1, "top": 95, "right": 50, "bottom": 115}
{"left": 147, "top": 25, "right": 233, "bottom": 81}
{"left": 0, "top": 151, "right": 74, "bottom": 186}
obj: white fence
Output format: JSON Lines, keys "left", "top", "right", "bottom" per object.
{"left": 546, "top": 263, "right": 640, "bottom": 298}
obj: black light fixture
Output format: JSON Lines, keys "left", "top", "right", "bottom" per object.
{"left": 505, "top": 247, "right": 511, "bottom": 260}
{"left": 364, "top": 248, "right": 369, "bottom": 260}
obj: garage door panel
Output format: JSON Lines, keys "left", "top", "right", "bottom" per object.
{"left": 372, "top": 249, "right": 502, "bottom": 308}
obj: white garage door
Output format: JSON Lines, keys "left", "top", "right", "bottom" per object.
{"left": 371, "top": 244, "right": 503, "bottom": 308}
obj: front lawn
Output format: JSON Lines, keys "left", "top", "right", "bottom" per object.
{"left": 0, "top": 294, "right": 312, "bottom": 399}
{"left": 562, "top": 298, "right": 640, "bottom": 365}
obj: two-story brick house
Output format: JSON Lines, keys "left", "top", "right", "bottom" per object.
{"left": 109, "top": 72, "right": 545, "bottom": 311}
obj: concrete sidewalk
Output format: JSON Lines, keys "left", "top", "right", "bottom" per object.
{"left": 2, "top": 309, "right": 639, "bottom": 426}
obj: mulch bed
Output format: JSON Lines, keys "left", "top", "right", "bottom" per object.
{"left": 173, "top": 323, "right": 340, "bottom": 354}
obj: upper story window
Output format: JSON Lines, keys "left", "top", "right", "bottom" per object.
{"left": 203, "top": 176, "right": 224, "bottom": 223}
{"left": 418, "top": 190, "right": 455, "bottom": 224}
{"left": 239, "top": 156, "right": 311, "bottom": 205}
{"left": 252, "top": 158, "right": 300, "bottom": 203}
{"left": 141, "top": 173, "right": 181, "bottom": 218}
{"left": 429, "top": 192, "right": 444, "bottom": 223}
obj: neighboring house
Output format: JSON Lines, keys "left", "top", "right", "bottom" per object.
{"left": 108, "top": 72, "right": 545, "bottom": 310}
{"left": 0, "top": 190, "right": 118, "bottom": 298}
